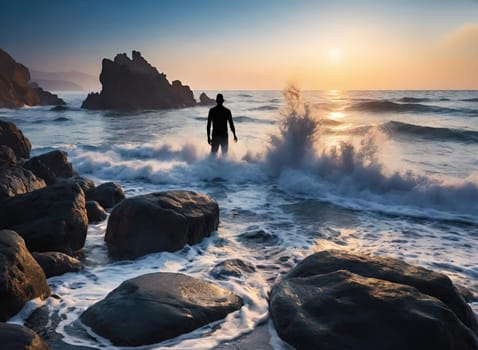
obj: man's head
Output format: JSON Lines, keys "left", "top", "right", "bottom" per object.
{"left": 216, "top": 93, "right": 224, "bottom": 105}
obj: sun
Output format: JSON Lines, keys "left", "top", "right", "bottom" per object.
{"left": 328, "top": 48, "right": 342, "bottom": 63}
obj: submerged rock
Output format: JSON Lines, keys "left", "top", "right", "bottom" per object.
{"left": 269, "top": 250, "right": 478, "bottom": 350}
{"left": 0, "top": 183, "right": 88, "bottom": 254}
{"left": 105, "top": 190, "right": 219, "bottom": 259}
{"left": 32, "top": 251, "right": 81, "bottom": 278}
{"left": 81, "top": 50, "right": 196, "bottom": 110}
{"left": 80, "top": 272, "right": 243, "bottom": 346}
{"left": 0, "top": 322, "right": 50, "bottom": 350}
{"left": 85, "top": 182, "right": 124, "bottom": 209}
{"left": 0, "top": 48, "right": 65, "bottom": 108}
{"left": 0, "top": 120, "right": 32, "bottom": 159}
{"left": 0, "top": 230, "right": 50, "bottom": 321}
{"left": 210, "top": 258, "right": 256, "bottom": 279}
{"left": 0, "top": 166, "right": 46, "bottom": 199}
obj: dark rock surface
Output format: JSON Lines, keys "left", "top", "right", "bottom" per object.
{"left": 0, "top": 322, "right": 50, "bottom": 350}
{"left": 80, "top": 272, "right": 243, "bottom": 346}
{"left": 0, "top": 120, "right": 32, "bottom": 159}
{"left": 85, "top": 200, "right": 107, "bottom": 223}
{"left": 213, "top": 322, "right": 272, "bottom": 350}
{"left": 0, "top": 145, "right": 16, "bottom": 167}
{"left": 57, "top": 176, "right": 95, "bottom": 193}
{"left": 32, "top": 251, "right": 82, "bottom": 278}
{"left": 24, "top": 150, "right": 76, "bottom": 185}
{"left": 81, "top": 50, "right": 196, "bottom": 110}
{"left": 210, "top": 258, "right": 256, "bottom": 279}
{"left": 199, "top": 92, "right": 215, "bottom": 106}
{"left": 0, "top": 166, "right": 46, "bottom": 199}
{"left": 0, "top": 230, "right": 50, "bottom": 321}
{"left": 105, "top": 190, "right": 219, "bottom": 258}
{"left": 85, "top": 181, "right": 124, "bottom": 209}
{"left": 0, "top": 183, "right": 88, "bottom": 254}
{"left": 269, "top": 250, "right": 478, "bottom": 350}
{"left": 0, "top": 48, "right": 65, "bottom": 108}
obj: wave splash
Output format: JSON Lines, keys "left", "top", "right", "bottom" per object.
{"left": 66, "top": 87, "right": 478, "bottom": 222}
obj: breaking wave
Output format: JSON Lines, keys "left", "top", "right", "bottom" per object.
{"left": 349, "top": 100, "right": 476, "bottom": 115}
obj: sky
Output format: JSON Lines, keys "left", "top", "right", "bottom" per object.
{"left": 1, "top": 0, "right": 477, "bottom": 90}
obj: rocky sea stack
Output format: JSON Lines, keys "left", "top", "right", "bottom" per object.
{"left": 0, "top": 48, "right": 65, "bottom": 108}
{"left": 82, "top": 50, "right": 212, "bottom": 111}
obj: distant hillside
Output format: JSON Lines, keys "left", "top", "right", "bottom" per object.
{"left": 31, "top": 78, "right": 84, "bottom": 91}
{"left": 31, "top": 70, "right": 99, "bottom": 90}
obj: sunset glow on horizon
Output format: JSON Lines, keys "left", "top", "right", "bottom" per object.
{"left": 1, "top": 0, "right": 477, "bottom": 90}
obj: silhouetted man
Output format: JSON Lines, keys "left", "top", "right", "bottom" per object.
{"left": 207, "top": 93, "right": 237, "bottom": 155}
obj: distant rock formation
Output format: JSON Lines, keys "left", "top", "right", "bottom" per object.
{"left": 199, "top": 92, "right": 216, "bottom": 106}
{"left": 0, "top": 48, "right": 65, "bottom": 108}
{"left": 82, "top": 51, "right": 196, "bottom": 110}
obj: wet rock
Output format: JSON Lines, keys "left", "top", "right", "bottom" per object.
{"left": 286, "top": 249, "right": 478, "bottom": 334}
{"left": 213, "top": 322, "right": 272, "bottom": 350}
{"left": 0, "top": 119, "right": 31, "bottom": 159}
{"left": 0, "top": 145, "right": 16, "bottom": 167}
{"left": 105, "top": 190, "right": 219, "bottom": 259}
{"left": 0, "top": 322, "right": 50, "bottom": 350}
{"left": 0, "top": 183, "right": 88, "bottom": 254}
{"left": 210, "top": 258, "right": 256, "bottom": 279}
{"left": 198, "top": 92, "right": 215, "bottom": 106}
{"left": 81, "top": 51, "right": 196, "bottom": 110}
{"left": 85, "top": 182, "right": 124, "bottom": 209}
{"left": 269, "top": 250, "right": 478, "bottom": 350}
{"left": 57, "top": 176, "right": 96, "bottom": 193}
{"left": 80, "top": 272, "right": 243, "bottom": 346}
{"left": 24, "top": 150, "right": 76, "bottom": 185}
{"left": 86, "top": 201, "right": 107, "bottom": 223}
{"left": 32, "top": 251, "right": 81, "bottom": 278}
{"left": 0, "top": 166, "right": 46, "bottom": 199}
{"left": 0, "top": 48, "right": 65, "bottom": 108}
{"left": 0, "top": 230, "right": 50, "bottom": 321}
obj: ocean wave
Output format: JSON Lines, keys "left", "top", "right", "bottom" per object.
{"left": 398, "top": 97, "right": 431, "bottom": 103}
{"left": 381, "top": 121, "right": 478, "bottom": 143}
{"left": 194, "top": 116, "right": 275, "bottom": 124}
{"left": 349, "top": 100, "right": 474, "bottom": 115}
{"left": 461, "top": 98, "right": 478, "bottom": 102}
{"left": 249, "top": 105, "right": 278, "bottom": 111}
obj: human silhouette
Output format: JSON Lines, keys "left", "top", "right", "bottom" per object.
{"left": 207, "top": 93, "right": 237, "bottom": 155}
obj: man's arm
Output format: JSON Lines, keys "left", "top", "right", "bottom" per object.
{"left": 228, "top": 110, "right": 238, "bottom": 142}
{"left": 207, "top": 109, "right": 212, "bottom": 145}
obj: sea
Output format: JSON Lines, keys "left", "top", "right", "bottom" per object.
{"left": 2, "top": 88, "right": 478, "bottom": 349}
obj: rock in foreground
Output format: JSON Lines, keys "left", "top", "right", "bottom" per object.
{"left": 105, "top": 190, "right": 219, "bottom": 258}
{"left": 0, "top": 166, "right": 46, "bottom": 199}
{"left": 32, "top": 251, "right": 81, "bottom": 278}
{"left": 0, "top": 183, "right": 88, "bottom": 254}
{"left": 81, "top": 51, "right": 196, "bottom": 110}
{"left": 0, "top": 230, "right": 50, "bottom": 321}
{"left": 24, "top": 150, "right": 76, "bottom": 185}
{"left": 0, "top": 120, "right": 32, "bottom": 159}
{"left": 0, "top": 48, "right": 65, "bottom": 108}
{"left": 0, "top": 322, "right": 50, "bottom": 350}
{"left": 85, "top": 181, "right": 124, "bottom": 209}
{"left": 80, "top": 272, "right": 243, "bottom": 346}
{"left": 269, "top": 250, "right": 478, "bottom": 350}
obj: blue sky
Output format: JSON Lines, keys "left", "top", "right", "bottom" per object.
{"left": 1, "top": 0, "right": 477, "bottom": 89}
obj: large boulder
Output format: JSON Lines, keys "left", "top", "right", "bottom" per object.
{"left": 81, "top": 50, "right": 196, "bottom": 110}
{"left": 24, "top": 150, "right": 76, "bottom": 185}
{"left": 85, "top": 182, "right": 124, "bottom": 209}
{"left": 32, "top": 251, "right": 81, "bottom": 278}
{"left": 0, "top": 145, "right": 16, "bottom": 167}
{"left": 269, "top": 250, "right": 478, "bottom": 350}
{"left": 80, "top": 272, "right": 243, "bottom": 346}
{"left": 0, "top": 230, "right": 50, "bottom": 321}
{"left": 0, "top": 120, "right": 31, "bottom": 159}
{"left": 0, "top": 49, "right": 65, "bottom": 108}
{"left": 0, "top": 183, "right": 88, "bottom": 254}
{"left": 0, "top": 323, "right": 49, "bottom": 350}
{"left": 105, "top": 190, "right": 219, "bottom": 259}
{"left": 0, "top": 166, "right": 46, "bottom": 199}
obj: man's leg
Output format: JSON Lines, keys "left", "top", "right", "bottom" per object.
{"left": 220, "top": 137, "right": 229, "bottom": 155}
{"left": 211, "top": 136, "right": 220, "bottom": 155}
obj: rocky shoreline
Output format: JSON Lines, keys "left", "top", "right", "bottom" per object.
{"left": 0, "top": 120, "right": 477, "bottom": 349}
